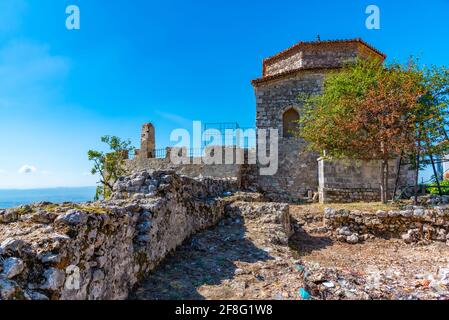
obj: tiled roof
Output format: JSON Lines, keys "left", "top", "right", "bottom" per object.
{"left": 251, "top": 38, "right": 386, "bottom": 86}
{"left": 263, "top": 38, "right": 386, "bottom": 63}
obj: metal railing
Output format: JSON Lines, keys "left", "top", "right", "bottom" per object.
{"left": 153, "top": 148, "right": 167, "bottom": 159}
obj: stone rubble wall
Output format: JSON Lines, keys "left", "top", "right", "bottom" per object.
{"left": 324, "top": 206, "right": 449, "bottom": 245}
{"left": 0, "top": 171, "right": 235, "bottom": 300}
{"left": 0, "top": 170, "right": 292, "bottom": 300}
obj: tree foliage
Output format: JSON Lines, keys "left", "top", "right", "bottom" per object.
{"left": 296, "top": 58, "right": 449, "bottom": 203}
{"left": 88, "top": 136, "right": 134, "bottom": 200}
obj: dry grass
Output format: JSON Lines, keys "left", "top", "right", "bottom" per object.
{"left": 293, "top": 201, "right": 409, "bottom": 214}
{"left": 43, "top": 203, "right": 111, "bottom": 215}
{"left": 303, "top": 202, "right": 406, "bottom": 212}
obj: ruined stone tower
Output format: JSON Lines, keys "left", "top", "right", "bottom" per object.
{"left": 140, "top": 123, "right": 155, "bottom": 158}
{"left": 251, "top": 38, "right": 386, "bottom": 202}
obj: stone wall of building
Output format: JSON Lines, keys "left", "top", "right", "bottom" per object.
{"left": 252, "top": 39, "right": 387, "bottom": 203}
{"left": 318, "top": 158, "right": 416, "bottom": 203}
{"left": 254, "top": 72, "right": 324, "bottom": 202}
{"left": 257, "top": 139, "right": 319, "bottom": 202}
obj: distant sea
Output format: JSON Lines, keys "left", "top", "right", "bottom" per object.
{"left": 0, "top": 187, "right": 97, "bottom": 209}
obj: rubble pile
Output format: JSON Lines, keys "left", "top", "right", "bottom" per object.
{"left": 296, "top": 260, "right": 449, "bottom": 300}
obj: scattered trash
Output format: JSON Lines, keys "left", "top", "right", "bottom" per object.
{"left": 299, "top": 288, "right": 311, "bottom": 300}
{"left": 322, "top": 281, "right": 335, "bottom": 288}
{"left": 295, "top": 264, "right": 305, "bottom": 273}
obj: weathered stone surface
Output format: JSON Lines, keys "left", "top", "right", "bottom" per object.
{"left": 0, "top": 277, "right": 22, "bottom": 300}
{"left": 0, "top": 170, "right": 292, "bottom": 300}
{"left": 30, "top": 210, "right": 57, "bottom": 224}
{"left": 1, "top": 258, "right": 24, "bottom": 279}
{"left": 55, "top": 210, "right": 89, "bottom": 226}
{"left": 318, "top": 158, "right": 416, "bottom": 204}
{"left": 325, "top": 206, "right": 449, "bottom": 244}
{"left": 0, "top": 209, "right": 18, "bottom": 224}
{"left": 0, "top": 239, "right": 27, "bottom": 254}
{"left": 226, "top": 201, "right": 292, "bottom": 245}
{"left": 346, "top": 234, "right": 360, "bottom": 244}
{"left": 40, "top": 268, "right": 66, "bottom": 291}
{"left": 254, "top": 72, "right": 323, "bottom": 202}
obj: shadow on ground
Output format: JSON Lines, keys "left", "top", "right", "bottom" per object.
{"left": 288, "top": 218, "right": 334, "bottom": 257}
{"left": 129, "top": 220, "right": 273, "bottom": 300}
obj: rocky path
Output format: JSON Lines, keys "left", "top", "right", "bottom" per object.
{"left": 131, "top": 205, "right": 449, "bottom": 300}
{"left": 130, "top": 201, "right": 298, "bottom": 300}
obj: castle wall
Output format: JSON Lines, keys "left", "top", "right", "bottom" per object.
{"left": 126, "top": 157, "right": 243, "bottom": 180}
{"left": 125, "top": 151, "right": 258, "bottom": 191}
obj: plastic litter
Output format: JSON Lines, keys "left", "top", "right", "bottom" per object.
{"left": 295, "top": 264, "right": 305, "bottom": 272}
{"left": 322, "top": 281, "right": 335, "bottom": 288}
{"left": 299, "top": 288, "right": 311, "bottom": 300}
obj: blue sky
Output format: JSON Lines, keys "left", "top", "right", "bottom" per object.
{"left": 0, "top": 0, "right": 447, "bottom": 188}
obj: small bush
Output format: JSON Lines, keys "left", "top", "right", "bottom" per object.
{"left": 427, "top": 179, "right": 449, "bottom": 195}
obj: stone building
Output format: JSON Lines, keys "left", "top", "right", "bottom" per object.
{"left": 251, "top": 38, "right": 388, "bottom": 202}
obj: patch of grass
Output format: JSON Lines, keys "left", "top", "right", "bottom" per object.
{"left": 43, "top": 203, "right": 111, "bottom": 215}
{"left": 42, "top": 204, "right": 60, "bottom": 212}
{"left": 15, "top": 206, "right": 33, "bottom": 215}
{"left": 77, "top": 205, "right": 112, "bottom": 215}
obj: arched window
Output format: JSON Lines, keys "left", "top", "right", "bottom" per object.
{"left": 282, "top": 108, "right": 300, "bottom": 138}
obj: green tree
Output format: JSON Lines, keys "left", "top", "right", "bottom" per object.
{"left": 296, "top": 59, "right": 430, "bottom": 203}
{"left": 413, "top": 65, "right": 449, "bottom": 199}
{"left": 88, "top": 136, "right": 134, "bottom": 200}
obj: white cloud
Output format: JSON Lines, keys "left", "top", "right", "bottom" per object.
{"left": 0, "top": 169, "right": 5, "bottom": 174}
{"left": 18, "top": 165, "right": 37, "bottom": 174}
{"left": 155, "top": 111, "right": 192, "bottom": 127}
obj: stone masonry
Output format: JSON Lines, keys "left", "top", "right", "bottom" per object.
{"left": 0, "top": 170, "right": 292, "bottom": 300}
{"left": 318, "top": 158, "right": 417, "bottom": 204}
{"left": 324, "top": 206, "right": 449, "bottom": 245}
